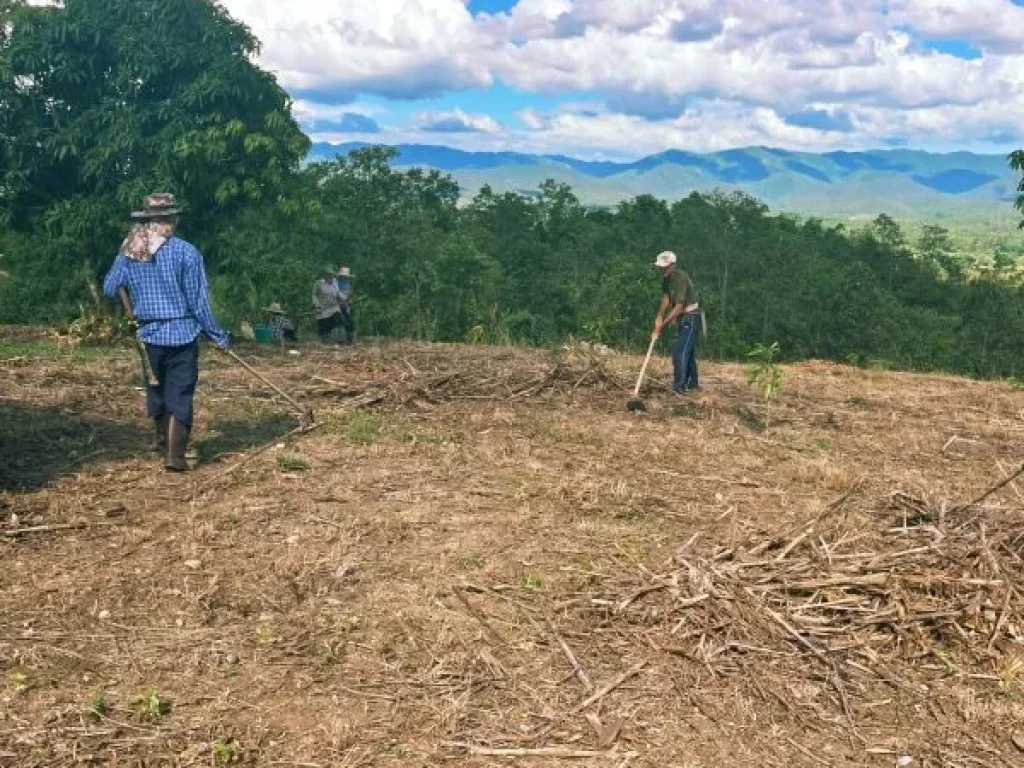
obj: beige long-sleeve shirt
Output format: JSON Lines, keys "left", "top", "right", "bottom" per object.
{"left": 312, "top": 278, "right": 342, "bottom": 320}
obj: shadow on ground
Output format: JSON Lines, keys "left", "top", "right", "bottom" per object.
{"left": 0, "top": 400, "right": 148, "bottom": 492}
{"left": 0, "top": 401, "right": 299, "bottom": 490}
{"left": 194, "top": 414, "right": 297, "bottom": 467}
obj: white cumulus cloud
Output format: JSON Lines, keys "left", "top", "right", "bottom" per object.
{"left": 416, "top": 109, "right": 503, "bottom": 134}
{"left": 220, "top": 0, "right": 1024, "bottom": 155}
{"left": 220, "top": 0, "right": 493, "bottom": 97}
{"left": 891, "top": 0, "right": 1024, "bottom": 53}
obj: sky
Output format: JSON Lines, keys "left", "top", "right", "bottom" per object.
{"left": 218, "top": 0, "right": 1024, "bottom": 160}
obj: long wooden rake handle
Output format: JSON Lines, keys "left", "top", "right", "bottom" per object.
{"left": 221, "top": 348, "right": 307, "bottom": 416}
{"left": 632, "top": 335, "right": 658, "bottom": 398}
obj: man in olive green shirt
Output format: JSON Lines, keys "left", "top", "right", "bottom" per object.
{"left": 652, "top": 250, "right": 702, "bottom": 393}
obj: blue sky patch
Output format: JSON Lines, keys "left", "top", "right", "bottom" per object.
{"left": 468, "top": 0, "right": 519, "bottom": 15}
{"left": 670, "top": 17, "right": 724, "bottom": 42}
{"left": 301, "top": 113, "right": 379, "bottom": 134}
{"left": 923, "top": 39, "right": 983, "bottom": 60}
{"left": 785, "top": 109, "right": 854, "bottom": 133}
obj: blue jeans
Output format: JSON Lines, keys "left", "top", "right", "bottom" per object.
{"left": 145, "top": 340, "right": 200, "bottom": 426}
{"left": 673, "top": 314, "right": 701, "bottom": 392}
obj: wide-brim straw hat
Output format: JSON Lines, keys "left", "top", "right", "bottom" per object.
{"left": 338, "top": 267, "right": 353, "bottom": 278}
{"left": 264, "top": 302, "right": 286, "bottom": 314}
{"left": 131, "top": 192, "right": 182, "bottom": 220}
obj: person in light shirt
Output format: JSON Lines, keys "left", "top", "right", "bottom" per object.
{"left": 312, "top": 265, "right": 344, "bottom": 344}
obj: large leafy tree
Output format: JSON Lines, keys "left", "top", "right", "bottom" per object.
{"left": 0, "top": 0, "right": 308, "bottom": 319}
{"left": 917, "top": 224, "right": 959, "bottom": 280}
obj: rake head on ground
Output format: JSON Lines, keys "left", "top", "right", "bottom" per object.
{"left": 627, "top": 336, "right": 657, "bottom": 414}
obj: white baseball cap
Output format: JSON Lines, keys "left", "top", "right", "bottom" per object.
{"left": 654, "top": 250, "right": 677, "bottom": 268}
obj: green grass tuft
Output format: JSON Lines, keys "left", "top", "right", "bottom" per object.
{"left": 346, "top": 410, "right": 382, "bottom": 445}
{"left": 276, "top": 453, "right": 310, "bottom": 473}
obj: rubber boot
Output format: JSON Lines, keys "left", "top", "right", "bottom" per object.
{"left": 165, "top": 415, "right": 190, "bottom": 472}
{"left": 154, "top": 416, "right": 168, "bottom": 454}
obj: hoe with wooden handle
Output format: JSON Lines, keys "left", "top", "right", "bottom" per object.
{"left": 118, "top": 288, "right": 159, "bottom": 388}
{"left": 627, "top": 335, "right": 658, "bottom": 412}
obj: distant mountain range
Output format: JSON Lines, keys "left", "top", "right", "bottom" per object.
{"left": 308, "top": 142, "right": 1020, "bottom": 218}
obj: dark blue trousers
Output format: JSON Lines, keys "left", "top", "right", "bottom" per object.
{"left": 340, "top": 307, "right": 355, "bottom": 344}
{"left": 144, "top": 341, "right": 199, "bottom": 427}
{"left": 673, "top": 314, "right": 702, "bottom": 393}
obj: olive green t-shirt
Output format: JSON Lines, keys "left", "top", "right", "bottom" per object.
{"left": 662, "top": 269, "right": 698, "bottom": 310}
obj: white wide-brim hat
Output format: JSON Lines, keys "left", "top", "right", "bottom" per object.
{"left": 654, "top": 250, "right": 677, "bottom": 268}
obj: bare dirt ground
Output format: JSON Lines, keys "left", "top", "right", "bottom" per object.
{"left": 2, "top": 333, "right": 1024, "bottom": 767}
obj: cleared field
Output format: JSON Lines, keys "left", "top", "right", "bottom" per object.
{"left": 2, "top": 336, "right": 1024, "bottom": 767}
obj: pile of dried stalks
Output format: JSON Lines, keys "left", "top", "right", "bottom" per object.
{"left": 410, "top": 361, "right": 624, "bottom": 405}
{"left": 540, "top": 481, "right": 1024, "bottom": 758}
{"left": 367, "top": 344, "right": 628, "bottom": 406}
{"left": 290, "top": 344, "right": 630, "bottom": 411}
{"left": 674, "top": 493, "right": 1024, "bottom": 660}
{"left": 437, "top": 479, "right": 1024, "bottom": 763}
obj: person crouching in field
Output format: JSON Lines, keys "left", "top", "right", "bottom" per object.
{"left": 103, "top": 193, "right": 230, "bottom": 472}
{"left": 652, "top": 250, "right": 703, "bottom": 394}
{"left": 265, "top": 302, "right": 297, "bottom": 343}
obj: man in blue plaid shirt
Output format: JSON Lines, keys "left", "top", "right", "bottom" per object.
{"left": 103, "top": 193, "right": 229, "bottom": 472}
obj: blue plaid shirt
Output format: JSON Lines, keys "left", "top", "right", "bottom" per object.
{"left": 102, "top": 237, "right": 229, "bottom": 348}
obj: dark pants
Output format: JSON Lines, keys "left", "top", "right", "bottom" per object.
{"left": 673, "top": 314, "right": 701, "bottom": 393}
{"left": 340, "top": 307, "right": 355, "bottom": 344}
{"left": 317, "top": 310, "right": 355, "bottom": 344}
{"left": 317, "top": 312, "right": 341, "bottom": 343}
{"left": 145, "top": 341, "right": 199, "bottom": 427}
